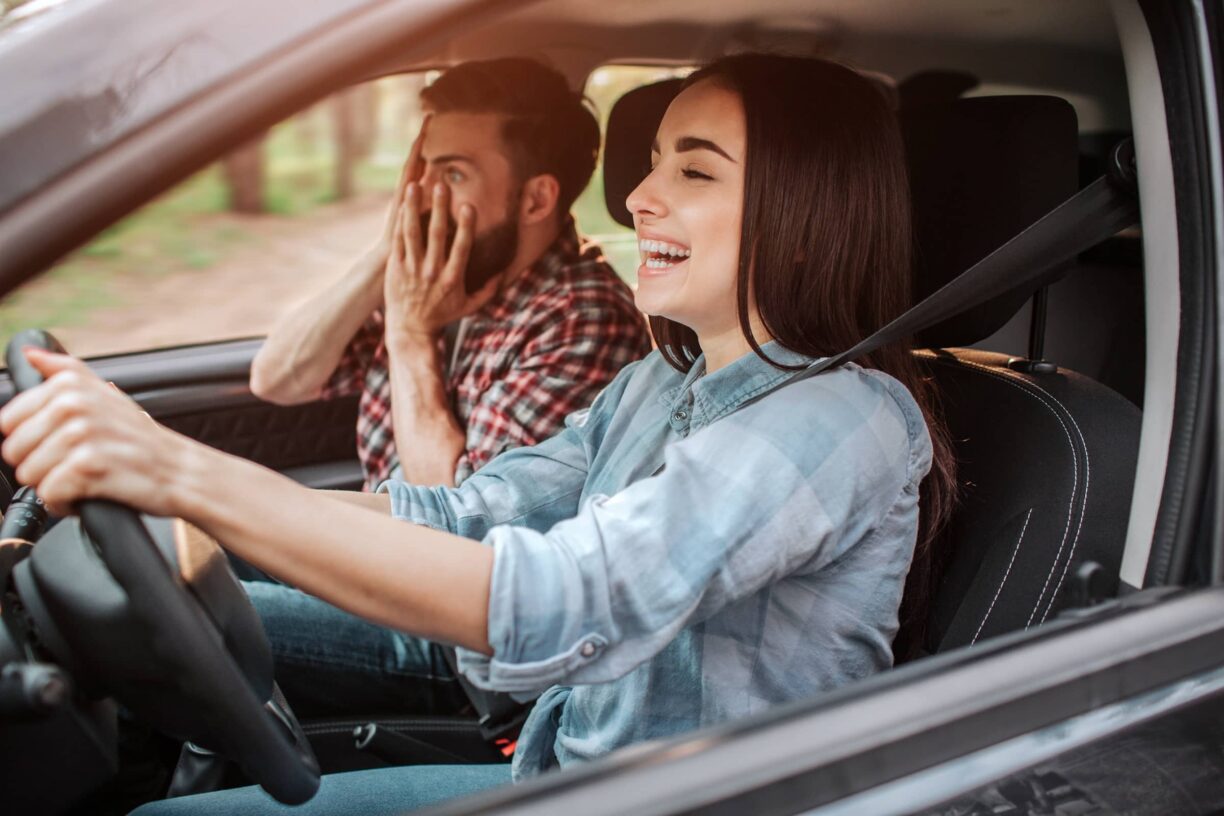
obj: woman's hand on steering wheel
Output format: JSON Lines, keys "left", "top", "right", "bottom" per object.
{"left": 0, "top": 348, "right": 186, "bottom": 518}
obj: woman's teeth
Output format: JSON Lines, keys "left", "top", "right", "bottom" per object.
{"left": 639, "top": 239, "right": 691, "bottom": 268}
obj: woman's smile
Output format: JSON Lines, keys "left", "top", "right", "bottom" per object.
{"left": 637, "top": 236, "right": 692, "bottom": 276}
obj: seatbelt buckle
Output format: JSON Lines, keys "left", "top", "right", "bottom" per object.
{"left": 477, "top": 706, "right": 531, "bottom": 742}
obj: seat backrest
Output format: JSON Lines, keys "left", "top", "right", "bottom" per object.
{"left": 604, "top": 78, "right": 683, "bottom": 229}
{"left": 901, "top": 95, "right": 1141, "bottom": 651}
{"left": 918, "top": 349, "right": 1140, "bottom": 649}
{"left": 601, "top": 80, "right": 1143, "bottom": 653}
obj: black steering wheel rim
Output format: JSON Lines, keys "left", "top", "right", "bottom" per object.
{"left": 5, "top": 329, "right": 320, "bottom": 804}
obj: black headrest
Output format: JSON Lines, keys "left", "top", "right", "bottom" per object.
{"left": 903, "top": 96, "right": 1079, "bottom": 347}
{"left": 604, "top": 79, "right": 683, "bottom": 228}
{"left": 601, "top": 80, "right": 1079, "bottom": 348}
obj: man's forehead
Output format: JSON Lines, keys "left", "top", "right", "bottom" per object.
{"left": 420, "top": 111, "right": 507, "bottom": 162}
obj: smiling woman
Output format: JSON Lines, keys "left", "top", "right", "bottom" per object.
{"left": 5, "top": 53, "right": 951, "bottom": 815}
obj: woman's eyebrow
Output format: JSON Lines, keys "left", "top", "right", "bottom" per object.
{"left": 649, "top": 136, "right": 737, "bottom": 163}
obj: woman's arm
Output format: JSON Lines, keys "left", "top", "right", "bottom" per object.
{"left": 0, "top": 349, "right": 493, "bottom": 654}
{"left": 459, "top": 369, "right": 928, "bottom": 693}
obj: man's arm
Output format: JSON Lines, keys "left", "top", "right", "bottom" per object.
{"left": 250, "top": 118, "right": 430, "bottom": 405}
{"left": 385, "top": 332, "right": 468, "bottom": 486}
{"left": 249, "top": 250, "right": 385, "bottom": 405}
{"left": 380, "top": 181, "right": 502, "bottom": 486}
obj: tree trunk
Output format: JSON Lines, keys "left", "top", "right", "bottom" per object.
{"left": 332, "top": 90, "right": 357, "bottom": 201}
{"left": 222, "top": 135, "right": 266, "bottom": 214}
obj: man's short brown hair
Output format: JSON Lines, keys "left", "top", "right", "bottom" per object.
{"left": 421, "top": 58, "right": 601, "bottom": 219}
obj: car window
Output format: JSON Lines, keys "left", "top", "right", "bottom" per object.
{"left": 573, "top": 64, "right": 694, "bottom": 284}
{"left": 0, "top": 65, "right": 689, "bottom": 360}
{"left": 0, "top": 72, "right": 434, "bottom": 359}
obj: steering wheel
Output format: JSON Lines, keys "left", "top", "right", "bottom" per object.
{"left": 5, "top": 330, "right": 320, "bottom": 804}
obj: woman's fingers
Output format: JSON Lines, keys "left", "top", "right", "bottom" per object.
{"left": 0, "top": 352, "right": 97, "bottom": 440}
{"left": 2, "top": 384, "right": 93, "bottom": 473}
{"left": 12, "top": 416, "right": 101, "bottom": 495}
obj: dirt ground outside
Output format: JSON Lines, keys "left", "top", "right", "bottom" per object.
{"left": 45, "top": 193, "right": 389, "bottom": 359}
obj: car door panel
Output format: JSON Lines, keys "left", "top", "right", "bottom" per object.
{"left": 0, "top": 338, "right": 363, "bottom": 492}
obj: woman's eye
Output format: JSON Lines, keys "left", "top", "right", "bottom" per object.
{"left": 682, "top": 168, "right": 712, "bottom": 181}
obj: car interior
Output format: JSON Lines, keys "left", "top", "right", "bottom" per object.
{"left": 0, "top": 0, "right": 1211, "bottom": 813}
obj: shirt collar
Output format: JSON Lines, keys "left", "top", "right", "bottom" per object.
{"left": 670, "top": 342, "right": 820, "bottom": 430}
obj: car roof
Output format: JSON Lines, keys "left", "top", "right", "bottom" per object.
{"left": 0, "top": 0, "right": 1125, "bottom": 292}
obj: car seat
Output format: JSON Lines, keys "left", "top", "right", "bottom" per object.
{"left": 603, "top": 79, "right": 1142, "bottom": 656}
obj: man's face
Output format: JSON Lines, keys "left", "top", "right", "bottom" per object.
{"left": 417, "top": 111, "right": 522, "bottom": 293}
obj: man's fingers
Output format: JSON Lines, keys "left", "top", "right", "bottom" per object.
{"left": 422, "top": 183, "right": 450, "bottom": 279}
{"left": 443, "top": 203, "right": 476, "bottom": 289}
{"left": 403, "top": 183, "right": 424, "bottom": 265}
{"left": 392, "top": 202, "right": 407, "bottom": 267}
{"left": 404, "top": 113, "right": 432, "bottom": 184}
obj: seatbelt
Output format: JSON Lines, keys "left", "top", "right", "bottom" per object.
{"left": 746, "top": 139, "right": 1140, "bottom": 401}
{"left": 445, "top": 140, "right": 1140, "bottom": 744}
{"left": 441, "top": 646, "right": 531, "bottom": 743}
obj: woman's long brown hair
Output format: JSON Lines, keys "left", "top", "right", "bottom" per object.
{"left": 651, "top": 54, "right": 957, "bottom": 660}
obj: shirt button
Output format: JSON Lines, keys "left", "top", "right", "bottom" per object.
{"left": 580, "top": 641, "right": 597, "bottom": 658}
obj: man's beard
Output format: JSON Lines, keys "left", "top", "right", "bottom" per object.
{"left": 418, "top": 209, "right": 520, "bottom": 294}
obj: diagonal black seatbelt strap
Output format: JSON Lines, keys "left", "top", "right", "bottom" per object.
{"left": 746, "top": 140, "right": 1141, "bottom": 403}
{"left": 444, "top": 142, "right": 1140, "bottom": 743}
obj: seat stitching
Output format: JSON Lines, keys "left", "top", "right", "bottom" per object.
{"left": 1025, "top": 387, "right": 1092, "bottom": 624}
{"left": 952, "top": 359, "right": 1094, "bottom": 624}
{"left": 971, "top": 507, "right": 1034, "bottom": 645}
{"left": 920, "top": 353, "right": 1082, "bottom": 628}
{"left": 952, "top": 360, "right": 1086, "bottom": 625}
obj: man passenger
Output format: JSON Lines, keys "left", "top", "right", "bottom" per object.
{"left": 247, "top": 58, "right": 651, "bottom": 715}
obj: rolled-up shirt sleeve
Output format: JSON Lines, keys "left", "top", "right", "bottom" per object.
{"left": 457, "top": 376, "right": 930, "bottom": 694}
{"left": 379, "top": 413, "right": 593, "bottom": 541}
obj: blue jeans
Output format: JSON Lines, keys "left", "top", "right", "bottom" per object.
{"left": 243, "top": 581, "right": 469, "bottom": 718}
{"left": 129, "top": 764, "right": 513, "bottom": 815}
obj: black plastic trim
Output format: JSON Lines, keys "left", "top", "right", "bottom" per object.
{"left": 0, "top": 338, "right": 263, "bottom": 405}
{"left": 1139, "top": 1, "right": 1220, "bottom": 587}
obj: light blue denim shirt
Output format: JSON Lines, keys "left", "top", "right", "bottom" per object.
{"left": 381, "top": 343, "right": 932, "bottom": 780}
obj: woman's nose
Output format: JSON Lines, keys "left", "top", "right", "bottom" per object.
{"left": 626, "top": 168, "right": 666, "bottom": 220}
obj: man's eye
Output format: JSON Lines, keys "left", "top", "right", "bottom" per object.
{"left": 445, "top": 168, "right": 465, "bottom": 183}
{"left": 682, "top": 168, "right": 713, "bottom": 181}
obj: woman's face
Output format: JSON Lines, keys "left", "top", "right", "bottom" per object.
{"left": 627, "top": 79, "right": 747, "bottom": 339}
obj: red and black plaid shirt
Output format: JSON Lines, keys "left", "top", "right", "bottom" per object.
{"left": 323, "top": 223, "right": 652, "bottom": 490}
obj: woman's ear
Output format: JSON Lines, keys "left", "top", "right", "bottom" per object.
{"left": 519, "top": 174, "right": 561, "bottom": 225}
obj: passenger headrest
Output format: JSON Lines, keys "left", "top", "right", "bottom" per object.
{"left": 903, "top": 95, "right": 1079, "bottom": 348}
{"left": 601, "top": 80, "right": 1079, "bottom": 349}
{"left": 604, "top": 78, "right": 683, "bottom": 228}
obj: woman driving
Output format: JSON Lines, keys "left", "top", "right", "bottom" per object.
{"left": 0, "top": 53, "right": 954, "bottom": 814}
